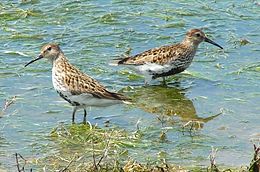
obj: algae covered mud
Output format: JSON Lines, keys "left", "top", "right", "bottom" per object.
{"left": 0, "top": 0, "right": 259, "bottom": 171}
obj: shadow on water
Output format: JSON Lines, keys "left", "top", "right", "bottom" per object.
{"left": 125, "top": 85, "right": 220, "bottom": 124}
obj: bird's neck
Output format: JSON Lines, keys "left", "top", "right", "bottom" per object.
{"left": 181, "top": 38, "right": 199, "bottom": 50}
{"left": 51, "top": 54, "right": 69, "bottom": 92}
{"left": 51, "top": 53, "right": 70, "bottom": 91}
{"left": 52, "top": 53, "right": 69, "bottom": 67}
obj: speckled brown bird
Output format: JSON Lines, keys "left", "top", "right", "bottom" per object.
{"left": 113, "top": 29, "right": 223, "bottom": 84}
{"left": 25, "top": 44, "right": 130, "bottom": 123}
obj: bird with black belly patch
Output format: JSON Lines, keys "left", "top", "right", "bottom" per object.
{"left": 111, "top": 29, "right": 223, "bottom": 85}
{"left": 25, "top": 44, "right": 131, "bottom": 123}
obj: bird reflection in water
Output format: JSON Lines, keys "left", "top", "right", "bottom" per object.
{"left": 126, "top": 85, "right": 220, "bottom": 129}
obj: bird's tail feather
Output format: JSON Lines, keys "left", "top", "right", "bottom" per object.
{"left": 109, "top": 56, "right": 130, "bottom": 66}
{"left": 108, "top": 60, "right": 120, "bottom": 66}
{"left": 123, "top": 100, "right": 133, "bottom": 105}
{"left": 108, "top": 91, "right": 132, "bottom": 103}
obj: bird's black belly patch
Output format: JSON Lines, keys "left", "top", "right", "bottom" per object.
{"left": 152, "top": 67, "right": 185, "bottom": 79}
{"left": 57, "top": 91, "right": 80, "bottom": 106}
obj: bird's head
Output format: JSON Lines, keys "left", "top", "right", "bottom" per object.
{"left": 25, "top": 43, "right": 62, "bottom": 67}
{"left": 185, "top": 29, "right": 223, "bottom": 49}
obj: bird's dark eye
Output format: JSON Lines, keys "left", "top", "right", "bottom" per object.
{"left": 195, "top": 33, "right": 201, "bottom": 37}
{"left": 47, "top": 47, "right": 52, "bottom": 51}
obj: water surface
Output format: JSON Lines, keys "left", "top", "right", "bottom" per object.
{"left": 0, "top": 0, "right": 259, "bottom": 170}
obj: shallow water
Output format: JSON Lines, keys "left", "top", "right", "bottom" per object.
{"left": 0, "top": 0, "right": 259, "bottom": 170}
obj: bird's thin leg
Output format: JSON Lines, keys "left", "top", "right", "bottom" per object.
{"left": 72, "top": 107, "right": 77, "bottom": 124}
{"left": 83, "top": 109, "right": 87, "bottom": 124}
{"left": 162, "top": 77, "right": 167, "bottom": 86}
{"left": 144, "top": 76, "right": 152, "bottom": 86}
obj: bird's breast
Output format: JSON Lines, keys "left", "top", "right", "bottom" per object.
{"left": 171, "top": 50, "right": 196, "bottom": 69}
{"left": 52, "top": 68, "right": 67, "bottom": 93}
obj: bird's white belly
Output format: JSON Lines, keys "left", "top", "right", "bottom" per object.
{"left": 130, "top": 60, "right": 192, "bottom": 83}
{"left": 129, "top": 63, "right": 172, "bottom": 83}
{"left": 135, "top": 63, "right": 172, "bottom": 75}
{"left": 71, "top": 93, "right": 121, "bottom": 107}
{"left": 57, "top": 90, "right": 121, "bottom": 108}
{"left": 132, "top": 63, "right": 173, "bottom": 81}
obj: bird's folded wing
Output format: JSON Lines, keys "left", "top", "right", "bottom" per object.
{"left": 65, "top": 72, "right": 130, "bottom": 101}
{"left": 118, "top": 44, "right": 182, "bottom": 65}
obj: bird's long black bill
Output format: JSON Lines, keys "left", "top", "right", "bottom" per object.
{"left": 205, "top": 37, "right": 223, "bottom": 49}
{"left": 24, "top": 55, "right": 43, "bottom": 67}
